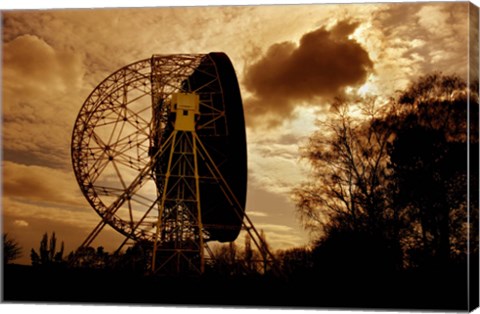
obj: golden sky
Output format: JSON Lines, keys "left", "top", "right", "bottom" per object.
{"left": 2, "top": 1, "right": 477, "bottom": 264}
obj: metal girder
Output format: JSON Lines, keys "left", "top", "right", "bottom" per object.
{"left": 71, "top": 54, "right": 279, "bottom": 276}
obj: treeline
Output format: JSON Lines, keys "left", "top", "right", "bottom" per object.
{"left": 13, "top": 231, "right": 311, "bottom": 278}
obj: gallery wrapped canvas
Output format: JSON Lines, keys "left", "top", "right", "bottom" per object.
{"left": 1, "top": 0, "right": 479, "bottom": 312}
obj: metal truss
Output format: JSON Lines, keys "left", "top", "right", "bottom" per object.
{"left": 71, "top": 54, "right": 279, "bottom": 275}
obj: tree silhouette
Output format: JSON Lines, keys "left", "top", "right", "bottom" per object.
{"left": 67, "top": 246, "right": 102, "bottom": 269}
{"left": 276, "top": 247, "right": 313, "bottom": 277}
{"left": 207, "top": 233, "right": 277, "bottom": 276}
{"left": 209, "top": 241, "right": 240, "bottom": 275}
{"left": 30, "top": 232, "right": 64, "bottom": 267}
{"left": 386, "top": 73, "right": 479, "bottom": 268}
{"left": 294, "top": 97, "right": 403, "bottom": 271}
{"left": 120, "top": 240, "right": 152, "bottom": 274}
{"left": 3, "top": 233, "right": 22, "bottom": 264}
{"left": 294, "top": 73, "right": 478, "bottom": 271}
{"left": 243, "top": 233, "right": 256, "bottom": 274}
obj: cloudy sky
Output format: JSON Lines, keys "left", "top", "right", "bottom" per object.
{"left": 2, "top": 0, "right": 477, "bottom": 264}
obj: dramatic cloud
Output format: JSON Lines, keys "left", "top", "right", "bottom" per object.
{"left": 243, "top": 20, "right": 373, "bottom": 127}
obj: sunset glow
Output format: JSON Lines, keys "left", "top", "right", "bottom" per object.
{"left": 2, "top": 1, "right": 476, "bottom": 266}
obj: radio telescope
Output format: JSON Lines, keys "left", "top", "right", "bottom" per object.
{"left": 71, "top": 53, "right": 273, "bottom": 275}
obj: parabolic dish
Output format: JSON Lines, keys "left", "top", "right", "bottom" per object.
{"left": 71, "top": 52, "right": 247, "bottom": 244}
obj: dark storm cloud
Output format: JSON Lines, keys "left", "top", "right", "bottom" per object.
{"left": 243, "top": 20, "right": 373, "bottom": 127}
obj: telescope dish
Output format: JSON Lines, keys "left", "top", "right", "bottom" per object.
{"left": 72, "top": 53, "right": 248, "bottom": 273}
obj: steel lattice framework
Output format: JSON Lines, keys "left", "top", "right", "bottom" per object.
{"left": 72, "top": 53, "right": 277, "bottom": 275}
{"left": 73, "top": 55, "right": 203, "bottom": 244}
